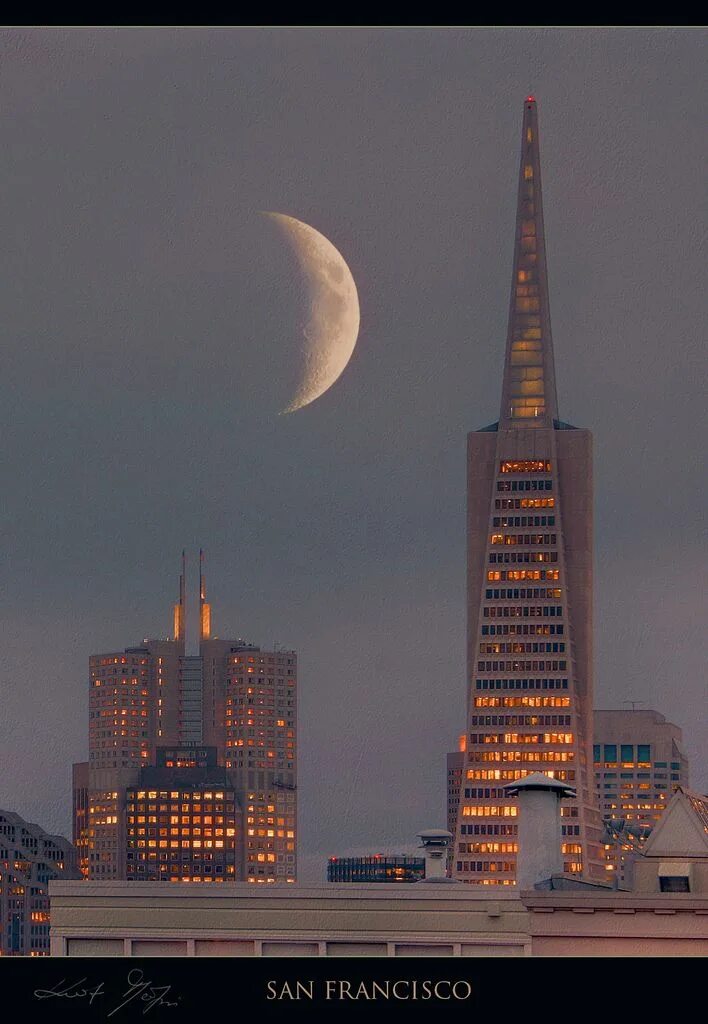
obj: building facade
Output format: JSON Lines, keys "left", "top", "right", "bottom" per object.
{"left": 452, "top": 98, "right": 603, "bottom": 884}
{"left": 73, "top": 552, "right": 297, "bottom": 885}
{"left": 0, "top": 810, "right": 80, "bottom": 956}
{"left": 446, "top": 743, "right": 465, "bottom": 837}
{"left": 446, "top": 744, "right": 465, "bottom": 872}
{"left": 594, "top": 709, "right": 689, "bottom": 884}
{"left": 327, "top": 856, "right": 425, "bottom": 883}
{"left": 72, "top": 761, "right": 89, "bottom": 878}
{"left": 125, "top": 747, "right": 240, "bottom": 882}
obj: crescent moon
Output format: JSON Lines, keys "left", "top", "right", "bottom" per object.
{"left": 264, "top": 212, "right": 360, "bottom": 414}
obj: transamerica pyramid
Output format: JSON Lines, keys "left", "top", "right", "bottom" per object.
{"left": 452, "top": 97, "right": 604, "bottom": 885}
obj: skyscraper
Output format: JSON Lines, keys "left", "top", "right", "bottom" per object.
{"left": 452, "top": 98, "right": 603, "bottom": 884}
{"left": 594, "top": 708, "right": 689, "bottom": 884}
{"left": 73, "top": 552, "right": 297, "bottom": 884}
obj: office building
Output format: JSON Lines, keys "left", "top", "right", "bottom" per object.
{"left": 446, "top": 742, "right": 465, "bottom": 873}
{"left": 73, "top": 552, "right": 297, "bottom": 884}
{"left": 447, "top": 741, "right": 465, "bottom": 839}
{"left": 594, "top": 708, "right": 689, "bottom": 884}
{"left": 0, "top": 810, "right": 79, "bottom": 956}
{"left": 452, "top": 98, "right": 603, "bottom": 883}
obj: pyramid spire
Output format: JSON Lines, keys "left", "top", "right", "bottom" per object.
{"left": 499, "top": 96, "right": 559, "bottom": 428}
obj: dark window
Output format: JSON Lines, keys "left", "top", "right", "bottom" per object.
{"left": 659, "top": 876, "right": 689, "bottom": 893}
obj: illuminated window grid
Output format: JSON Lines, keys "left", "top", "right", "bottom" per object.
{"left": 245, "top": 791, "right": 296, "bottom": 884}
{"left": 125, "top": 788, "right": 237, "bottom": 882}
{"left": 457, "top": 465, "right": 590, "bottom": 883}
{"left": 223, "top": 671, "right": 296, "bottom": 772}
{"left": 89, "top": 654, "right": 151, "bottom": 770}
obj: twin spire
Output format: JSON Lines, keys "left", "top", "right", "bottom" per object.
{"left": 173, "top": 549, "right": 212, "bottom": 642}
{"left": 498, "top": 96, "right": 559, "bottom": 429}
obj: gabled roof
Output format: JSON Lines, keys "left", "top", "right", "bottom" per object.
{"left": 643, "top": 787, "right": 708, "bottom": 859}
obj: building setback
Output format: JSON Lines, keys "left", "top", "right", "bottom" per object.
{"left": 0, "top": 810, "right": 80, "bottom": 956}
{"left": 73, "top": 552, "right": 297, "bottom": 884}
{"left": 594, "top": 708, "right": 689, "bottom": 884}
{"left": 452, "top": 98, "right": 603, "bottom": 884}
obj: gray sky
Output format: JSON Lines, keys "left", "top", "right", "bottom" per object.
{"left": 0, "top": 28, "right": 705, "bottom": 881}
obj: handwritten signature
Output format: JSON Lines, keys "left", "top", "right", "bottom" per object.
{"left": 34, "top": 969, "right": 180, "bottom": 1015}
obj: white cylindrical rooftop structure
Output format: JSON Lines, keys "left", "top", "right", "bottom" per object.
{"left": 503, "top": 773, "right": 576, "bottom": 891}
{"left": 416, "top": 829, "right": 455, "bottom": 881}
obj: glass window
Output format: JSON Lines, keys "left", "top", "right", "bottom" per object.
{"left": 621, "top": 744, "right": 633, "bottom": 761}
{"left": 637, "top": 745, "right": 650, "bottom": 761}
{"left": 593, "top": 745, "right": 600, "bottom": 762}
{"left": 659, "top": 876, "right": 689, "bottom": 893}
{"left": 603, "top": 745, "right": 617, "bottom": 762}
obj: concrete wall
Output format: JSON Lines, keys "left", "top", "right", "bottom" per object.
{"left": 525, "top": 890, "right": 708, "bottom": 956}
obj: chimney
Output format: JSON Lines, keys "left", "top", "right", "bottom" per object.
{"left": 503, "top": 773, "right": 576, "bottom": 890}
{"left": 417, "top": 829, "right": 454, "bottom": 881}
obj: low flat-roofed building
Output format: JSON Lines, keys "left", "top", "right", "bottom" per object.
{"left": 49, "top": 882, "right": 531, "bottom": 957}
{"left": 48, "top": 875, "right": 708, "bottom": 958}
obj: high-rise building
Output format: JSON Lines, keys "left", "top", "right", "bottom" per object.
{"left": 594, "top": 709, "right": 689, "bottom": 884}
{"left": 73, "top": 552, "right": 297, "bottom": 884}
{"left": 452, "top": 98, "right": 603, "bottom": 885}
{"left": 0, "top": 810, "right": 80, "bottom": 956}
{"left": 447, "top": 744, "right": 465, "bottom": 840}
{"left": 446, "top": 740, "right": 465, "bottom": 873}
{"left": 72, "top": 761, "right": 89, "bottom": 878}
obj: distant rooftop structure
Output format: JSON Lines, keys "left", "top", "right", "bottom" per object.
{"left": 327, "top": 855, "right": 424, "bottom": 883}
